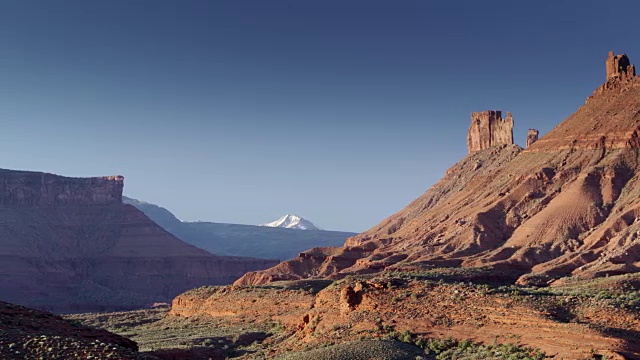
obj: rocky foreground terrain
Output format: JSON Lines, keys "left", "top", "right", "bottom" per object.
{"left": 63, "top": 270, "right": 639, "bottom": 359}
{"left": 0, "top": 301, "right": 145, "bottom": 359}
{"left": 5, "top": 272, "right": 632, "bottom": 358}
{"left": 0, "top": 170, "right": 277, "bottom": 313}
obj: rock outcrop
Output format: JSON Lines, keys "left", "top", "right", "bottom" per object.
{"left": 171, "top": 276, "right": 640, "bottom": 359}
{"left": 0, "top": 301, "right": 144, "bottom": 359}
{"left": 606, "top": 51, "right": 636, "bottom": 80}
{"left": 526, "top": 129, "right": 539, "bottom": 148}
{"left": 0, "top": 170, "right": 123, "bottom": 205}
{"left": 0, "top": 169, "right": 278, "bottom": 312}
{"left": 467, "top": 110, "right": 514, "bottom": 153}
{"left": 592, "top": 51, "right": 637, "bottom": 97}
{"left": 236, "top": 51, "right": 640, "bottom": 287}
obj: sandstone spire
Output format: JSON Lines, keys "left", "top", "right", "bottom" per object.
{"left": 467, "top": 110, "right": 514, "bottom": 153}
{"left": 591, "top": 51, "right": 637, "bottom": 98}
{"left": 605, "top": 51, "right": 636, "bottom": 80}
{"left": 526, "top": 129, "right": 539, "bottom": 148}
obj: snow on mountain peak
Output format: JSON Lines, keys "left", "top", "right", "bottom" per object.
{"left": 259, "top": 214, "right": 323, "bottom": 230}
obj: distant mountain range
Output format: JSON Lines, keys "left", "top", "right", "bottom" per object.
{"left": 259, "top": 214, "right": 322, "bottom": 230}
{"left": 123, "top": 197, "right": 357, "bottom": 261}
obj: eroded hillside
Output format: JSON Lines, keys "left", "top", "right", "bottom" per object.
{"left": 236, "top": 51, "right": 640, "bottom": 288}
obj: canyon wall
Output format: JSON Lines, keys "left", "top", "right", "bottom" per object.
{"left": 0, "top": 170, "right": 123, "bottom": 205}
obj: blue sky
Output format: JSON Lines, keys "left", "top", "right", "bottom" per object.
{"left": 0, "top": 1, "right": 639, "bottom": 232}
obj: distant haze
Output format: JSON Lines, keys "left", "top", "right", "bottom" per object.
{"left": 0, "top": 1, "right": 639, "bottom": 232}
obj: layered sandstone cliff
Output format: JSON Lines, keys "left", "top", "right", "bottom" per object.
{"left": 0, "top": 169, "right": 277, "bottom": 312}
{"left": 0, "top": 171, "right": 123, "bottom": 205}
{"left": 236, "top": 51, "right": 640, "bottom": 287}
{"left": 467, "top": 110, "right": 514, "bottom": 153}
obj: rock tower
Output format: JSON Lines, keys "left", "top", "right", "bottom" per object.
{"left": 592, "top": 51, "right": 638, "bottom": 99}
{"left": 467, "top": 110, "right": 514, "bottom": 153}
{"left": 605, "top": 51, "right": 636, "bottom": 81}
{"left": 526, "top": 129, "right": 539, "bottom": 148}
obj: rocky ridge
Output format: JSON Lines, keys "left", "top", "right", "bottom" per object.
{"left": 235, "top": 51, "right": 640, "bottom": 287}
{"left": 0, "top": 170, "right": 123, "bottom": 205}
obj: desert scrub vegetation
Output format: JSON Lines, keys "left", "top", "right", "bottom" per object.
{"left": 276, "top": 340, "right": 424, "bottom": 360}
{"left": 254, "top": 279, "right": 334, "bottom": 294}
{"left": 66, "top": 308, "right": 274, "bottom": 354}
{"left": 374, "top": 322, "right": 546, "bottom": 359}
{"left": 384, "top": 268, "right": 640, "bottom": 314}
{"left": 384, "top": 266, "right": 521, "bottom": 285}
{"left": 179, "top": 285, "right": 223, "bottom": 298}
{"left": 266, "top": 319, "right": 287, "bottom": 333}
{"left": 403, "top": 333, "right": 546, "bottom": 360}
{"left": 291, "top": 332, "right": 547, "bottom": 360}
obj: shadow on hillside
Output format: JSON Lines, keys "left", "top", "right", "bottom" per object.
{"left": 387, "top": 265, "right": 526, "bottom": 286}
{"left": 599, "top": 326, "right": 640, "bottom": 356}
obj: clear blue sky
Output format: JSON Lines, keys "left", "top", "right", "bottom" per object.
{"left": 1, "top": 1, "right": 639, "bottom": 232}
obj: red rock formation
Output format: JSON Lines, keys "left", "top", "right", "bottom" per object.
{"left": 0, "top": 170, "right": 123, "bottom": 205}
{"left": 526, "top": 129, "right": 539, "bottom": 148}
{"left": 591, "top": 51, "right": 637, "bottom": 98}
{"left": 236, "top": 51, "right": 640, "bottom": 287}
{"left": 467, "top": 110, "right": 514, "bottom": 153}
{"left": 0, "top": 169, "right": 278, "bottom": 312}
{"left": 606, "top": 51, "right": 635, "bottom": 80}
{"left": 171, "top": 277, "right": 639, "bottom": 359}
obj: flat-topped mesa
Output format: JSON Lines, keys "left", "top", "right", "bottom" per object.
{"left": 526, "top": 129, "right": 539, "bottom": 148}
{"left": 467, "top": 110, "right": 514, "bottom": 153}
{"left": 0, "top": 169, "right": 124, "bottom": 206}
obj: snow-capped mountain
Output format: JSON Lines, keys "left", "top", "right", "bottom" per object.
{"left": 259, "top": 214, "right": 323, "bottom": 230}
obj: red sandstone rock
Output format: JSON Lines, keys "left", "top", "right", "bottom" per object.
{"left": 0, "top": 170, "right": 123, "bottom": 205}
{"left": 592, "top": 52, "right": 637, "bottom": 98}
{"left": 526, "top": 129, "right": 539, "bottom": 148}
{"left": 467, "top": 110, "right": 514, "bottom": 153}
{"left": 236, "top": 51, "right": 640, "bottom": 287}
{"left": 0, "top": 169, "right": 278, "bottom": 312}
{"left": 606, "top": 51, "right": 635, "bottom": 80}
